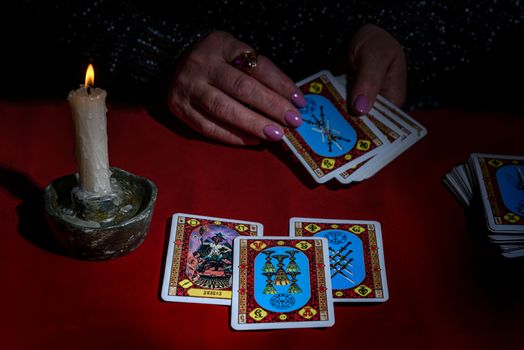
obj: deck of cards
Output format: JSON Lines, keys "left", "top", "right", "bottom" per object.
{"left": 282, "top": 70, "right": 426, "bottom": 184}
{"left": 444, "top": 153, "right": 524, "bottom": 258}
{"left": 161, "top": 213, "right": 388, "bottom": 330}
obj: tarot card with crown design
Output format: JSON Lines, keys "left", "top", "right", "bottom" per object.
{"left": 231, "top": 237, "right": 335, "bottom": 330}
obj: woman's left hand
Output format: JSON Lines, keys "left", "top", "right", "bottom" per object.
{"left": 347, "top": 24, "right": 407, "bottom": 114}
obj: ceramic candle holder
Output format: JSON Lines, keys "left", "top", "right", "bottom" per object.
{"left": 43, "top": 167, "right": 157, "bottom": 261}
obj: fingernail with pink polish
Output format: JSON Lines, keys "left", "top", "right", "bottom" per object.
{"left": 263, "top": 125, "right": 284, "bottom": 141}
{"left": 291, "top": 91, "right": 307, "bottom": 108}
{"left": 284, "top": 111, "right": 302, "bottom": 128}
{"left": 353, "top": 95, "right": 370, "bottom": 115}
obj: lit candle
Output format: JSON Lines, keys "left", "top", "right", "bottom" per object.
{"left": 68, "top": 64, "right": 112, "bottom": 194}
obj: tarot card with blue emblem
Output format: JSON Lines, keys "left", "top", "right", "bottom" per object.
{"left": 283, "top": 70, "right": 388, "bottom": 183}
{"left": 231, "top": 237, "right": 335, "bottom": 330}
{"left": 470, "top": 154, "right": 524, "bottom": 234}
{"left": 161, "top": 213, "right": 263, "bottom": 305}
{"left": 289, "top": 218, "right": 388, "bottom": 303}
{"left": 444, "top": 154, "right": 524, "bottom": 258}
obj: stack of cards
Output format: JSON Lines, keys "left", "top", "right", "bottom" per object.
{"left": 161, "top": 213, "right": 388, "bottom": 330}
{"left": 282, "top": 70, "right": 426, "bottom": 184}
{"left": 444, "top": 153, "right": 524, "bottom": 258}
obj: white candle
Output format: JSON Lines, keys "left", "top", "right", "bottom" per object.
{"left": 68, "top": 64, "right": 112, "bottom": 194}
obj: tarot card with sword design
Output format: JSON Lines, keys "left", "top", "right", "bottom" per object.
{"left": 283, "top": 70, "right": 389, "bottom": 184}
{"left": 289, "top": 218, "right": 389, "bottom": 302}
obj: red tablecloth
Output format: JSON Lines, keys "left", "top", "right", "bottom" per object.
{"left": 1, "top": 100, "right": 523, "bottom": 349}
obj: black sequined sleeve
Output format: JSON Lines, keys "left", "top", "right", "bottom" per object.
{"left": 361, "top": 1, "right": 524, "bottom": 108}
{"left": 11, "top": 0, "right": 524, "bottom": 108}
{"left": 16, "top": 0, "right": 375, "bottom": 100}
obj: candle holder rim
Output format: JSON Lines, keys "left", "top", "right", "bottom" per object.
{"left": 44, "top": 167, "right": 157, "bottom": 231}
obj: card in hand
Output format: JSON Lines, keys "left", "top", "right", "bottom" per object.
{"left": 470, "top": 153, "right": 524, "bottom": 233}
{"left": 333, "top": 74, "right": 426, "bottom": 183}
{"left": 161, "top": 213, "right": 263, "bottom": 305}
{"left": 289, "top": 218, "right": 388, "bottom": 303}
{"left": 283, "top": 70, "right": 388, "bottom": 183}
{"left": 375, "top": 94, "right": 427, "bottom": 138}
{"left": 337, "top": 108, "right": 404, "bottom": 182}
{"left": 230, "top": 237, "right": 335, "bottom": 330}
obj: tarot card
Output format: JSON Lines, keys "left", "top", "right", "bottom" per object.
{"left": 375, "top": 94, "right": 427, "bottom": 138}
{"left": 283, "top": 70, "right": 388, "bottom": 183}
{"left": 501, "top": 247, "right": 524, "bottom": 258}
{"left": 488, "top": 234, "right": 524, "bottom": 243}
{"left": 443, "top": 171, "right": 472, "bottom": 207}
{"left": 289, "top": 218, "right": 388, "bottom": 303}
{"left": 161, "top": 213, "right": 263, "bottom": 305}
{"left": 470, "top": 154, "right": 524, "bottom": 233}
{"left": 356, "top": 97, "right": 426, "bottom": 180}
{"left": 231, "top": 237, "right": 335, "bottom": 330}
{"left": 373, "top": 104, "right": 418, "bottom": 156}
{"left": 443, "top": 163, "right": 476, "bottom": 207}
{"left": 337, "top": 108, "right": 404, "bottom": 183}
{"left": 452, "top": 164, "right": 474, "bottom": 200}
{"left": 334, "top": 74, "right": 423, "bottom": 139}
{"left": 333, "top": 74, "right": 424, "bottom": 183}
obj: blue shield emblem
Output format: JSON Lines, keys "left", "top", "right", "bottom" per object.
{"left": 253, "top": 247, "right": 311, "bottom": 312}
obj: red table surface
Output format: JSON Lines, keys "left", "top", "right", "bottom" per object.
{"left": 1, "top": 100, "right": 524, "bottom": 350}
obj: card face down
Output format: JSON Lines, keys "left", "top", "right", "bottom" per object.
{"left": 231, "top": 237, "right": 335, "bottom": 330}
{"left": 161, "top": 213, "right": 263, "bottom": 305}
{"left": 283, "top": 70, "right": 387, "bottom": 183}
{"left": 470, "top": 154, "right": 524, "bottom": 232}
{"left": 289, "top": 218, "right": 388, "bottom": 303}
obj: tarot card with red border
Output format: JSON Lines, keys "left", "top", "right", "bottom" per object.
{"left": 333, "top": 74, "right": 424, "bottom": 183}
{"left": 161, "top": 213, "right": 263, "bottom": 305}
{"left": 283, "top": 70, "right": 388, "bottom": 183}
{"left": 375, "top": 94, "right": 427, "bottom": 138}
{"left": 289, "top": 218, "right": 389, "bottom": 303}
{"left": 337, "top": 108, "right": 404, "bottom": 183}
{"left": 470, "top": 154, "right": 524, "bottom": 233}
{"left": 231, "top": 237, "right": 335, "bottom": 330}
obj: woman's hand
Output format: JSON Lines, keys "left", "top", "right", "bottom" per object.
{"left": 168, "top": 30, "right": 305, "bottom": 146}
{"left": 347, "top": 24, "right": 407, "bottom": 114}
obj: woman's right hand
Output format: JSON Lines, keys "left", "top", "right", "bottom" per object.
{"left": 168, "top": 30, "right": 305, "bottom": 146}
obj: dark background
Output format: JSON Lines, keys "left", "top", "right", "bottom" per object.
{"left": 2, "top": 2, "right": 524, "bottom": 112}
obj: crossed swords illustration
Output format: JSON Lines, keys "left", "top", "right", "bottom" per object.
{"left": 328, "top": 241, "right": 355, "bottom": 284}
{"left": 303, "top": 105, "right": 352, "bottom": 152}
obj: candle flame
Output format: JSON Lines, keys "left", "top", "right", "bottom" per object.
{"left": 85, "top": 64, "right": 95, "bottom": 87}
